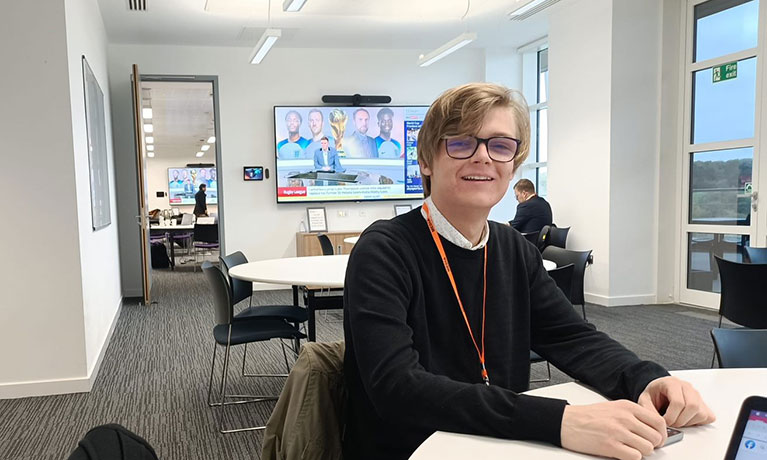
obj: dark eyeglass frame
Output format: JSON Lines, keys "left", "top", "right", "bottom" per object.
{"left": 442, "top": 135, "right": 521, "bottom": 163}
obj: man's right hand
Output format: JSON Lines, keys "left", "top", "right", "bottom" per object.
{"left": 561, "top": 400, "right": 667, "bottom": 460}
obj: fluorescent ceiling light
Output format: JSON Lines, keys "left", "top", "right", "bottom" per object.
{"left": 196, "top": 152, "right": 205, "bottom": 157}
{"left": 201, "top": 144, "right": 211, "bottom": 151}
{"left": 249, "top": 29, "right": 281, "bottom": 64}
{"left": 146, "top": 136, "right": 154, "bottom": 144}
{"left": 418, "top": 32, "right": 476, "bottom": 67}
{"left": 508, "top": 0, "right": 546, "bottom": 18}
{"left": 207, "top": 136, "right": 216, "bottom": 143}
{"left": 282, "top": 0, "right": 307, "bottom": 12}
{"left": 147, "top": 145, "right": 154, "bottom": 151}
{"left": 142, "top": 108, "right": 153, "bottom": 119}
{"left": 147, "top": 151, "right": 155, "bottom": 158}
{"left": 144, "top": 124, "right": 153, "bottom": 133}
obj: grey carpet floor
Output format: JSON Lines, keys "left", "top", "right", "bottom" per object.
{"left": 0, "top": 267, "right": 724, "bottom": 460}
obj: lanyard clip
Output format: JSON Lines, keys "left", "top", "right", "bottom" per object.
{"left": 481, "top": 364, "right": 490, "bottom": 386}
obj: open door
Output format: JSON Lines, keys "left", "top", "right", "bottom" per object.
{"left": 131, "top": 64, "right": 152, "bottom": 305}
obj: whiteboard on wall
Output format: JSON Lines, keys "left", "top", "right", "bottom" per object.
{"left": 82, "top": 56, "right": 111, "bottom": 231}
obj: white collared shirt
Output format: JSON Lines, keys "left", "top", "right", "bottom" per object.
{"left": 420, "top": 196, "right": 490, "bottom": 250}
{"left": 323, "top": 150, "right": 329, "bottom": 167}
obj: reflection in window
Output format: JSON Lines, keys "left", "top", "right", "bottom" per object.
{"left": 687, "top": 232, "right": 749, "bottom": 293}
{"left": 537, "top": 166, "right": 548, "bottom": 198}
{"left": 694, "top": 0, "right": 759, "bottom": 63}
{"left": 537, "top": 108, "right": 548, "bottom": 163}
{"left": 692, "top": 57, "right": 756, "bottom": 144}
{"left": 690, "top": 148, "right": 753, "bottom": 225}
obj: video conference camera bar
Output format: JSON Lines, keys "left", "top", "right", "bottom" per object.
{"left": 321, "top": 94, "right": 392, "bottom": 106}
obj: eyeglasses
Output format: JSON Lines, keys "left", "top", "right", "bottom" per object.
{"left": 443, "top": 135, "right": 520, "bottom": 163}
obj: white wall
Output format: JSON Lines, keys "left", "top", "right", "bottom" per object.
{"left": 548, "top": 0, "right": 614, "bottom": 300}
{"left": 607, "top": 0, "right": 662, "bottom": 303}
{"left": 64, "top": 0, "right": 123, "bottom": 373}
{"left": 0, "top": 0, "right": 88, "bottom": 395}
{"left": 108, "top": 44, "right": 485, "bottom": 291}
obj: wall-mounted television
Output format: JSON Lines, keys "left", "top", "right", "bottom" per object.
{"left": 167, "top": 167, "right": 218, "bottom": 205}
{"left": 274, "top": 105, "right": 427, "bottom": 203}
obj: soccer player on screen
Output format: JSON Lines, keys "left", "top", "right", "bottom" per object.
{"left": 345, "top": 108, "right": 377, "bottom": 158}
{"left": 375, "top": 108, "right": 402, "bottom": 158}
{"left": 305, "top": 109, "right": 335, "bottom": 159}
{"left": 277, "top": 110, "right": 311, "bottom": 159}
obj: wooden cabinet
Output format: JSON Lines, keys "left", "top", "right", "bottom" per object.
{"left": 296, "top": 231, "right": 361, "bottom": 257}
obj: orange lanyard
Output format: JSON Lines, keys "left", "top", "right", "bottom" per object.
{"left": 422, "top": 202, "right": 489, "bottom": 386}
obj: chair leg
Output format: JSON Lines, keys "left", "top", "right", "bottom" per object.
{"left": 280, "top": 340, "right": 291, "bottom": 374}
{"left": 711, "top": 316, "right": 723, "bottom": 368}
{"left": 240, "top": 341, "right": 289, "bottom": 378}
{"left": 217, "top": 335, "right": 232, "bottom": 433}
{"left": 581, "top": 304, "right": 587, "bottom": 321}
{"left": 206, "top": 342, "right": 218, "bottom": 407}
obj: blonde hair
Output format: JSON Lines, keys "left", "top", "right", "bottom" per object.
{"left": 417, "top": 83, "right": 530, "bottom": 197}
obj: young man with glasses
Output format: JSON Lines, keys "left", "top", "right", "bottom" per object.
{"left": 343, "top": 83, "right": 714, "bottom": 460}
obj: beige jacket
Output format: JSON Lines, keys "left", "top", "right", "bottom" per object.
{"left": 262, "top": 341, "right": 346, "bottom": 460}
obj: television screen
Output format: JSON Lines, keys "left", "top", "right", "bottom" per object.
{"left": 167, "top": 167, "right": 218, "bottom": 205}
{"left": 274, "top": 105, "right": 427, "bottom": 203}
{"left": 244, "top": 166, "right": 264, "bottom": 181}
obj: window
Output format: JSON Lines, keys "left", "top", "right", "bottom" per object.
{"left": 520, "top": 45, "right": 549, "bottom": 198}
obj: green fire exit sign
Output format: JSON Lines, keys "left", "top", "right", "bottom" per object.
{"left": 713, "top": 62, "right": 737, "bottom": 83}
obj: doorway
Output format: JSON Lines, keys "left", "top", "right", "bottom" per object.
{"left": 139, "top": 76, "right": 225, "bottom": 281}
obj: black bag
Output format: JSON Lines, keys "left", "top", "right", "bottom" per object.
{"left": 67, "top": 424, "right": 159, "bottom": 460}
{"left": 150, "top": 242, "right": 170, "bottom": 269}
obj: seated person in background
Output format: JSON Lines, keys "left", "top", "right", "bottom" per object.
{"left": 509, "top": 178, "right": 553, "bottom": 233}
{"left": 343, "top": 82, "right": 715, "bottom": 460}
{"left": 313, "top": 137, "right": 345, "bottom": 172}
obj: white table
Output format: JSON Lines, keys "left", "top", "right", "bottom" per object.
{"left": 229, "top": 256, "right": 556, "bottom": 341}
{"left": 344, "top": 236, "right": 360, "bottom": 245}
{"left": 411, "top": 368, "right": 767, "bottom": 459}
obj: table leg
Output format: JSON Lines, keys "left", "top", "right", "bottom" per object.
{"left": 169, "top": 234, "right": 176, "bottom": 270}
{"left": 307, "top": 289, "right": 317, "bottom": 342}
{"left": 292, "top": 285, "right": 299, "bottom": 306}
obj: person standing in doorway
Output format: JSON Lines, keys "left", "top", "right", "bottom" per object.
{"left": 194, "top": 183, "right": 208, "bottom": 217}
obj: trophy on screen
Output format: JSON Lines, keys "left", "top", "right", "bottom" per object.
{"left": 329, "top": 109, "right": 348, "bottom": 156}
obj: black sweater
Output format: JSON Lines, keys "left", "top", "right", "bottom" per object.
{"left": 342, "top": 208, "right": 668, "bottom": 459}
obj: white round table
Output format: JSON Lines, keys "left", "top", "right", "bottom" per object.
{"left": 344, "top": 236, "right": 360, "bottom": 245}
{"left": 411, "top": 368, "right": 767, "bottom": 459}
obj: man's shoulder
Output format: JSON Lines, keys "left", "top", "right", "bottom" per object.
{"left": 277, "top": 138, "right": 288, "bottom": 148}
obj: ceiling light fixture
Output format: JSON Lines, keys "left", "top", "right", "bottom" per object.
{"left": 249, "top": 29, "right": 281, "bottom": 64}
{"left": 142, "top": 108, "right": 153, "bottom": 119}
{"left": 147, "top": 151, "right": 155, "bottom": 158}
{"left": 147, "top": 145, "right": 154, "bottom": 151}
{"left": 418, "top": 32, "right": 476, "bottom": 67}
{"left": 282, "top": 0, "right": 307, "bottom": 12}
{"left": 196, "top": 152, "right": 205, "bottom": 157}
{"left": 508, "top": 0, "right": 546, "bottom": 18}
{"left": 143, "top": 124, "right": 153, "bottom": 133}
{"left": 207, "top": 136, "right": 216, "bottom": 143}
{"left": 146, "top": 136, "right": 154, "bottom": 144}
{"left": 201, "top": 144, "right": 211, "bottom": 151}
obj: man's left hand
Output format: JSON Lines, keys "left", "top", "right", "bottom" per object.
{"left": 638, "top": 376, "right": 716, "bottom": 427}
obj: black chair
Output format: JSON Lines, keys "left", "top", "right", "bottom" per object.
{"left": 547, "top": 226, "right": 570, "bottom": 249}
{"left": 714, "top": 257, "right": 767, "bottom": 329}
{"left": 542, "top": 246, "right": 593, "bottom": 321}
{"left": 711, "top": 328, "right": 767, "bottom": 368}
{"left": 220, "top": 251, "right": 308, "bottom": 356}
{"left": 202, "top": 261, "right": 306, "bottom": 434}
{"left": 521, "top": 231, "right": 540, "bottom": 248}
{"left": 193, "top": 223, "right": 219, "bottom": 271}
{"left": 744, "top": 246, "right": 767, "bottom": 264}
{"left": 536, "top": 225, "right": 552, "bottom": 252}
{"left": 711, "top": 257, "right": 767, "bottom": 367}
{"left": 317, "top": 234, "right": 334, "bottom": 255}
{"left": 530, "top": 263, "right": 574, "bottom": 383}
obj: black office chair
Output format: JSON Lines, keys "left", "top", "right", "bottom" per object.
{"left": 521, "top": 231, "right": 540, "bottom": 248}
{"left": 711, "top": 328, "right": 767, "bottom": 368}
{"left": 317, "top": 234, "right": 334, "bottom": 255}
{"left": 542, "top": 246, "right": 593, "bottom": 321}
{"left": 537, "top": 225, "right": 552, "bottom": 252}
{"left": 202, "top": 262, "right": 306, "bottom": 434}
{"left": 193, "top": 223, "right": 219, "bottom": 271}
{"left": 547, "top": 226, "right": 570, "bottom": 249}
{"left": 711, "top": 257, "right": 767, "bottom": 367}
{"left": 744, "top": 246, "right": 767, "bottom": 264}
{"left": 220, "top": 251, "right": 308, "bottom": 357}
{"left": 530, "top": 263, "right": 575, "bottom": 383}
